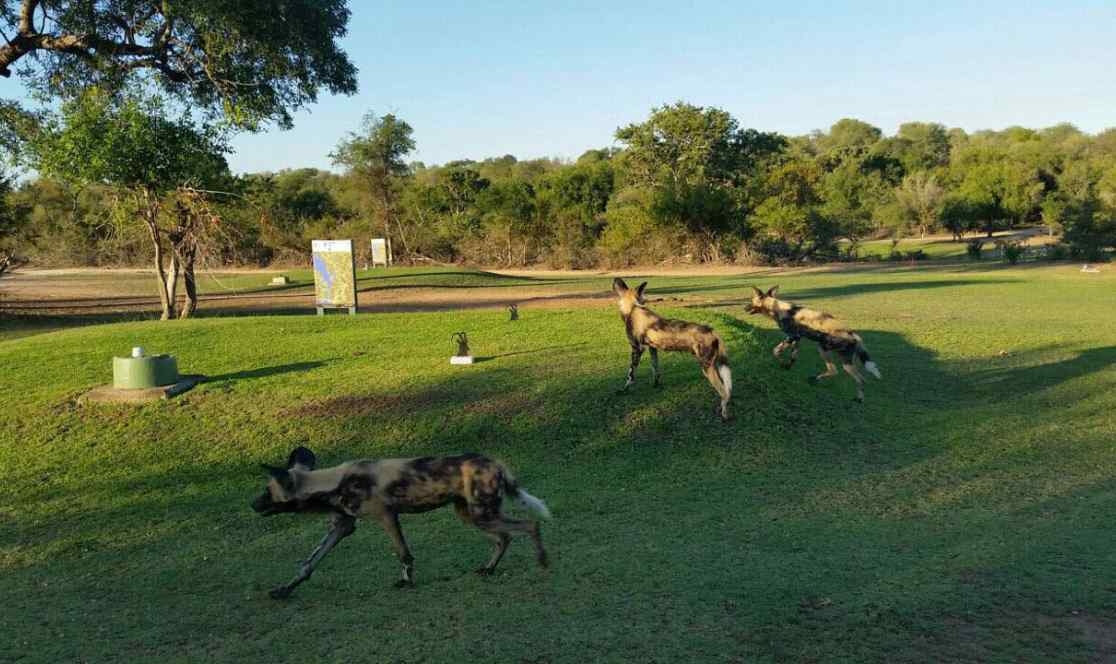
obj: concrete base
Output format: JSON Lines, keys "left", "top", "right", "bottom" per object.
{"left": 317, "top": 306, "right": 357, "bottom": 316}
{"left": 450, "top": 356, "right": 474, "bottom": 365}
{"left": 81, "top": 375, "right": 205, "bottom": 404}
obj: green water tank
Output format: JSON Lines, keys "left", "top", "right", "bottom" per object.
{"left": 113, "top": 354, "right": 179, "bottom": 389}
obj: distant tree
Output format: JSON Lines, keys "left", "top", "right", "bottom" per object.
{"left": 750, "top": 158, "right": 838, "bottom": 258}
{"left": 476, "top": 179, "right": 537, "bottom": 265}
{"left": 614, "top": 102, "right": 784, "bottom": 259}
{"left": 1051, "top": 161, "right": 1116, "bottom": 258}
{"left": 894, "top": 172, "right": 946, "bottom": 237}
{"left": 331, "top": 113, "right": 416, "bottom": 255}
{"left": 615, "top": 102, "right": 784, "bottom": 188}
{"left": 0, "top": 0, "right": 357, "bottom": 129}
{"left": 816, "top": 118, "right": 883, "bottom": 166}
{"left": 940, "top": 196, "right": 977, "bottom": 241}
{"left": 24, "top": 90, "right": 230, "bottom": 318}
{"left": 893, "top": 122, "right": 951, "bottom": 173}
{"left": 0, "top": 170, "right": 27, "bottom": 275}
{"left": 820, "top": 159, "right": 891, "bottom": 240}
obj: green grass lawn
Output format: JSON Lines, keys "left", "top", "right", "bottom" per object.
{"left": 2, "top": 265, "right": 1115, "bottom": 662}
{"left": 848, "top": 237, "right": 970, "bottom": 260}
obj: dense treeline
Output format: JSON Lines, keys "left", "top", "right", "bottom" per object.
{"left": 4, "top": 103, "right": 1116, "bottom": 269}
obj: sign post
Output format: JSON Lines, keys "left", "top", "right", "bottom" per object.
{"left": 370, "top": 238, "right": 392, "bottom": 268}
{"left": 311, "top": 240, "right": 358, "bottom": 315}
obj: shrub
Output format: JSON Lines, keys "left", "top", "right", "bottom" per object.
{"left": 1041, "top": 244, "right": 1069, "bottom": 261}
{"left": 1000, "top": 241, "right": 1024, "bottom": 265}
{"left": 744, "top": 237, "right": 800, "bottom": 265}
{"left": 966, "top": 240, "right": 984, "bottom": 261}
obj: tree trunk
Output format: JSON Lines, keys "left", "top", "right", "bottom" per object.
{"left": 145, "top": 211, "right": 178, "bottom": 321}
{"left": 163, "top": 250, "right": 180, "bottom": 320}
{"left": 179, "top": 246, "right": 198, "bottom": 319}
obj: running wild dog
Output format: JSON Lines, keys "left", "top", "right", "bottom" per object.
{"left": 252, "top": 447, "right": 550, "bottom": 599}
{"left": 746, "top": 286, "right": 882, "bottom": 402}
{"left": 612, "top": 278, "right": 733, "bottom": 420}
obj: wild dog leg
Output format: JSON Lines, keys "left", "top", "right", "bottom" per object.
{"left": 455, "top": 501, "right": 513, "bottom": 575}
{"left": 475, "top": 512, "right": 548, "bottom": 569}
{"left": 475, "top": 532, "right": 511, "bottom": 575}
{"left": 810, "top": 348, "right": 839, "bottom": 384}
{"left": 649, "top": 348, "right": 661, "bottom": 388}
{"left": 773, "top": 338, "right": 799, "bottom": 369}
{"left": 842, "top": 362, "right": 866, "bottom": 402}
{"left": 620, "top": 346, "right": 644, "bottom": 392}
{"left": 270, "top": 513, "right": 356, "bottom": 599}
{"left": 376, "top": 509, "right": 416, "bottom": 588}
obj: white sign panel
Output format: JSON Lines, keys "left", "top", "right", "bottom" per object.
{"left": 370, "top": 238, "right": 392, "bottom": 267}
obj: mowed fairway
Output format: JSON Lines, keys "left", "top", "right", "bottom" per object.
{"left": 2, "top": 265, "right": 1115, "bottom": 662}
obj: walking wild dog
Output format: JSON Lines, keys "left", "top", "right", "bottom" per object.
{"left": 252, "top": 447, "right": 550, "bottom": 599}
{"left": 612, "top": 278, "right": 733, "bottom": 420}
{"left": 746, "top": 286, "right": 882, "bottom": 401}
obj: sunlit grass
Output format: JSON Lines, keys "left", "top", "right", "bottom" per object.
{"left": 1, "top": 264, "right": 1115, "bottom": 662}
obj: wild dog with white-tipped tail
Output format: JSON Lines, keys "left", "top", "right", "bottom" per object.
{"left": 252, "top": 447, "right": 550, "bottom": 599}
{"left": 612, "top": 278, "right": 733, "bottom": 421}
{"left": 746, "top": 286, "right": 882, "bottom": 402}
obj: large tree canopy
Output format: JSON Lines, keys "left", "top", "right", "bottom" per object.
{"left": 25, "top": 89, "right": 232, "bottom": 317}
{"left": 615, "top": 102, "right": 785, "bottom": 188}
{"left": 0, "top": 0, "right": 358, "bottom": 128}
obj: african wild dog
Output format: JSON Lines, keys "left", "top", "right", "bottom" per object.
{"left": 252, "top": 447, "right": 550, "bottom": 599}
{"left": 612, "top": 278, "right": 733, "bottom": 420}
{"left": 746, "top": 286, "right": 882, "bottom": 402}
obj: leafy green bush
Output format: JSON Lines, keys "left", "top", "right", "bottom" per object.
{"left": 1001, "top": 241, "right": 1024, "bottom": 265}
{"left": 966, "top": 240, "right": 984, "bottom": 260}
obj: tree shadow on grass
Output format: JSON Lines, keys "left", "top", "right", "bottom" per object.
{"left": 962, "top": 346, "right": 1116, "bottom": 398}
{"left": 204, "top": 360, "right": 334, "bottom": 383}
{"left": 684, "top": 278, "right": 1018, "bottom": 309}
{"left": 473, "top": 343, "right": 588, "bottom": 363}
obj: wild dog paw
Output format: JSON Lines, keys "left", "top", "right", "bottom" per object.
{"left": 536, "top": 553, "right": 550, "bottom": 569}
{"left": 474, "top": 567, "right": 495, "bottom": 576}
{"left": 393, "top": 579, "right": 416, "bottom": 589}
{"left": 268, "top": 586, "right": 293, "bottom": 600}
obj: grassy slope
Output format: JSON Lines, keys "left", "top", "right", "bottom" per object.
{"left": 1, "top": 265, "right": 1115, "bottom": 662}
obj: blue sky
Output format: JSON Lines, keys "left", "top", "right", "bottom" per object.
{"left": 3, "top": 1, "right": 1114, "bottom": 174}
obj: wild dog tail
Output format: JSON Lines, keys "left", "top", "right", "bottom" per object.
{"left": 854, "top": 336, "right": 882, "bottom": 379}
{"left": 501, "top": 469, "right": 552, "bottom": 519}
{"left": 713, "top": 335, "right": 732, "bottom": 395}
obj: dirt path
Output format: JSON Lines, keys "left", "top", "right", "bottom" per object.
{"left": 0, "top": 268, "right": 624, "bottom": 316}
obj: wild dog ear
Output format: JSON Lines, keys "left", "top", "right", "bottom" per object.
{"left": 751, "top": 286, "right": 764, "bottom": 297}
{"left": 766, "top": 286, "right": 779, "bottom": 298}
{"left": 287, "top": 446, "right": 317, "bottom": 470}
{"left": 612, "top": 277, "right": 629, "bottom": 295}
{"left": 635, "top": 282, "right": 648, "bottom": 300}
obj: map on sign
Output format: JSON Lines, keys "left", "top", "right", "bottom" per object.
{"left": 311, "top": 240, "right": 357, "bottom": 309}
